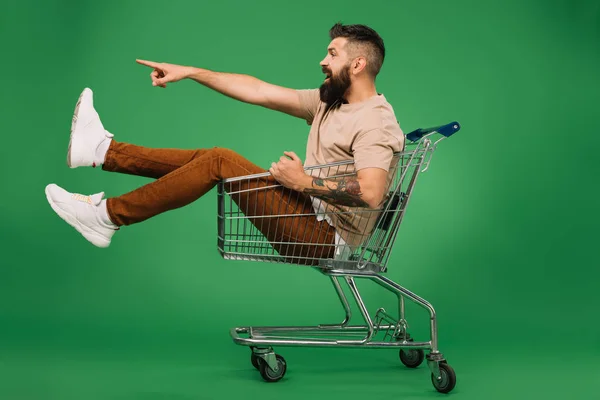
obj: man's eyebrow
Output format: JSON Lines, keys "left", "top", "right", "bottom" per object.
{"left": 328, "top": 47, "right": 338, "bottom": 53}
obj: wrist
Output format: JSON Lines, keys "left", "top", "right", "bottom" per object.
{"left": 294, "top": 174, "right": 313, "bottom": 192}
{"left": 185, "top": 66, "right": 199, "bottom": 80}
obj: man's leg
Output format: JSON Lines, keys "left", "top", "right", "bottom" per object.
{"left": 106, "top": 147, "right": 336, "bottom": 263}
{"left": 49, "top": 144, "right": 336, "bottom": 261}
{"left": 48, "top": 87, "right": 218, "bottom": 247}
{"left": 101, "top": 140, "right": 211, "bottom": 179}
{"left": 67, "top": 87, "right": 210, "bottom": 178}
{"left": 48, "top": 88, "right": 336, "bottom": 260}
{"left": 105, "top": 147, "right": 261, "bottom": 225}
{"left": 102, "top": 142, "right": 337, "bottom": 263}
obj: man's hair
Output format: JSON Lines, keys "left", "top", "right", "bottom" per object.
{"left": 329, "top": 22, "right": 386, "bottom": 78}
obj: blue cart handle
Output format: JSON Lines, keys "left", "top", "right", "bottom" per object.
{"left": 406, "top": 121, "right": 461, "bottom": 142}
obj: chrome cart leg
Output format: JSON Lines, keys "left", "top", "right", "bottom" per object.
{"left": 399, "top": 294, "right": 405, "bottom": 323}
{"left": 343, "top": 276, "right": 375, "bottom": 344}
{"left": 319, "top": 276, "right": 352, "bottom": 328}
{"left": 368, "top": 273, "right": 440, "bottom": 352}
{"left": 395, "top": 293, "right": 411, "bottom": 340}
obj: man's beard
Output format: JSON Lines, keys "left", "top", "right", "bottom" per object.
{"left": 319, "top": 64, "right": 351, "bottom": 109}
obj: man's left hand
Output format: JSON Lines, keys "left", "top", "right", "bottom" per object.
{"left": 269, "top": 151, "right": 311, "bottom": 191}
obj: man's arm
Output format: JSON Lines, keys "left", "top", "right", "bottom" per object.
{"left": 270, "top": 152, "right": 388, "bottom": 209}
{"left": 302, "top": 169, "right": 387, "bottom": 209}
{"left": 189, "top": 68, "right": 310, "bottom": 119}
{"left": 136, "top": 59, "right": 309, "bottom": 120}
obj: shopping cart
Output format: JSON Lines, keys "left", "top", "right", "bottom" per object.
{"left": 217, "top": 121, "right": 460, "bottom": 393}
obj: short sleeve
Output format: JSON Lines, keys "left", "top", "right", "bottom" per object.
{"left": 296, "top": 89, "right": 321, "bottom": 125}
{"left": 351, "top": 128, "right": 403, "bottom": 172}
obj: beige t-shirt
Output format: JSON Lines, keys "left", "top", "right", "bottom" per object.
{"left": 297, "top": 89, "right": 405, "bottom": 249}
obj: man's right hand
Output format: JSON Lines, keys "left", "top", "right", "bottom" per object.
{"left": 136, "top": 59, "right": 192, "bottom": 88}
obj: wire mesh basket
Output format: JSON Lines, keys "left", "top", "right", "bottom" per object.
{"left": 218, "top": 128, "right": 440, "bottom": 272}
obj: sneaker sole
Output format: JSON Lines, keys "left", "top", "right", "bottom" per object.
{"left": 45, "top": 187, "right": 111, "bottom": 248}
{"left": 67, "top": 89, "right": 87, "bottom": 168}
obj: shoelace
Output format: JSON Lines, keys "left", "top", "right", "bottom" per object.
{"left": 70, "top": 192, "right": 119, "bottom": 230}
{"left": 72, "top": 193, "right": 92, "bottom": 204}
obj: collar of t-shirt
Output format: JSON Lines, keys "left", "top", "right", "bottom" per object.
{"left": 335, "top": 93, "right": 384, "bottom": 109}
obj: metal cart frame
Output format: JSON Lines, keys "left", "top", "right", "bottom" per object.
{"left": 217, "top": 121, "right": 460, "bottom": 393}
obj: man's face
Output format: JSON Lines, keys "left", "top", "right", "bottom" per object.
{"left": 319, "top": 37, "right": 353, "bottom": 107}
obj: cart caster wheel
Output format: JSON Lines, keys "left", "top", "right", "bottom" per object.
{"left": 250, "top": 353, "right": 260, "bottom": 370}
{"left": 258, "top": 354, "right": 287, "bottom": 383}
{"left": 431, "top": 362, "right": 456, "bottom": 393}
{"left": 399, "top": 348, "right": 425, "bottom": 368}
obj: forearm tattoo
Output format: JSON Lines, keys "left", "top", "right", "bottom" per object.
{"left": 303, "top": 177, "right": 370, "bottom": 208}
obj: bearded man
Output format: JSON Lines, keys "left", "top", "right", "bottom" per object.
{"left": 45, "top": 23, "right": 404, "bottom": 263}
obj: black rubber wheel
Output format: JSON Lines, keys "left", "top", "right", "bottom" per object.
{"left": 431, "top": 362, "right": 456, "bottom": 394}
{"left": 250, "top": 353, "right": 260, "bottom": 370}
{"left": 258, "top": 354, "right": 287, "bottom": 383}
{"left": 399, "top": 348, "right": 425, "bottom": 368}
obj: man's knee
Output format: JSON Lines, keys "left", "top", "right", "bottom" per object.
{"left": 208, "top": 147, "right": 242, "bottom": 160}
{"left": 207, "top": 147, "right": 251, "bottom": 174}
{"left": 206, "top": 147, "right": 263, "bottom": 177}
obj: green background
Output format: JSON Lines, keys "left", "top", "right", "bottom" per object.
{"left": 1, "top": 0, "right": 599, "bottom": 398}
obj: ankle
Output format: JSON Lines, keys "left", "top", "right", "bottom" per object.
{"left": 98, "top": 199, "right": 118, "bottom": 227}
{"left": 96, "top": 133, "right": 113, "bottom": 166}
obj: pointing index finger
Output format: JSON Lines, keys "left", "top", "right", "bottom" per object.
{"left": 136, "top": 59, "right": 161, "bottom": 68}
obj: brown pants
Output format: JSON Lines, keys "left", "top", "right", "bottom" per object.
{"left": 103, "top": 141, "right": 335, "bottom": 264}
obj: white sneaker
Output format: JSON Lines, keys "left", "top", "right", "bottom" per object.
{"left": 45, "top": 183, "right": 118, "bottom": 248}
{"left": 67, "top": 88, "right": 114, "bottom": 168}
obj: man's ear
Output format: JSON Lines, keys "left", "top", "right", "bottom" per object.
{"left": 352, "top": 57, "right": 367, "bottom": 75}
